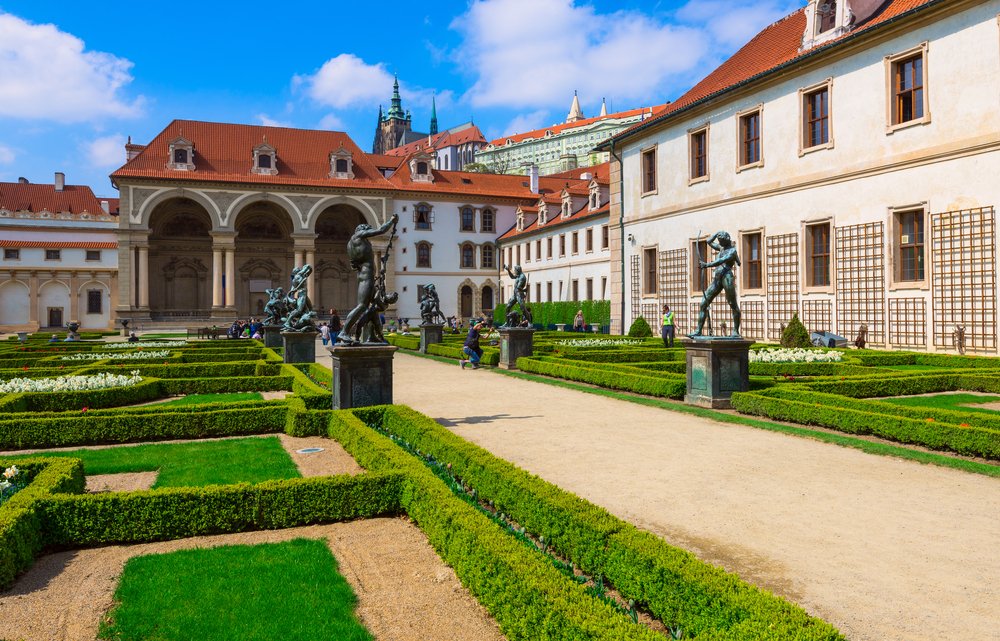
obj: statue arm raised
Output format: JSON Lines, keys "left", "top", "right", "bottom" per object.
{"left": 357, "top": 214, "right": 399, "bottom": 238}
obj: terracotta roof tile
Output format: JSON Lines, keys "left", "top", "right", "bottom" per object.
{"left": 0, "top": 182, "right": 118, "bottom": 216}
{"left": 489, "top": 105, "right": 669, "bottom": 147}
{"left": 384, "top": 124, "right": 487, "bottom": 157}
{"left": 0, "top": 240, "right": 117, "bottom": 249}
{"left": 500, "top": 202, "right": 610, "bottom": 241}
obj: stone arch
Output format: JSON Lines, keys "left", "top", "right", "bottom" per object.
{"left": 77, "top": 279, "right": 111, "bottom": 329}
{"left": 161, "top": 256, "right": 209, "bottom": 313}
{"left": 480, "top": 278, "right": 497, "bottom": 317}
{"left": 314, "top": 203, "right": 367, "bottom": 314}
{"left": 38, "top": 280, "right": 70, "bottom": 328}
{"left": 233, "top": 202, "right": 295, "bottom": 317}
{"left": 226, "top": 192, "right": 303, "bottom": 231}
{"left": 305, "top": 194, "right": 379, "bottom": 229}
{"left": 456, "top": 278, "right": 479, "bottom": 321}
{"left": 148, "top": 199, "right": 214, "bottom": 318}
{"left": 136, "top": 188, "right": 222, "bottom": 230}
{"left": 0, "top": 280, "right": 29, "bottom": 326}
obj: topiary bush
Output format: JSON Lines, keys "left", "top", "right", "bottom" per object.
{"left": 627, "top": 317, "right": 653, "bottom": 338}
{"left": 781, "top": 313, "right": 811, "bottom": 348}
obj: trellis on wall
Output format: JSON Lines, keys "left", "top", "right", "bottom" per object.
{"left": 836, "top": 222, "right": 885, "bottom": 346}
{"left": 660, "top": 248, "right": 689, "bottom": 334}
{"left": 740, "top": 299, "right": 765, "bottom": 340}
{"left": 889, "top": 298, "right": 927, "bottom": 348}
{"left": 689, "top": 298, "right": 734, "bottom": 336}
{"left": 629, "top": 254, "right": 641, "bottom": 327}
{"left": 802, "top": 298, "right": 833, "bottom": 334}
{"left": 765, "top": 233, "right": 799, "bottom": 340}
{"left": 931, "top": 206, "right": 996, "bottom": 352}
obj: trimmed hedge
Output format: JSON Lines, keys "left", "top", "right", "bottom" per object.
{"left": 517, "top": 357, "right": 687, "bottom": 399}
{"left": 385, "top": 334, "right": 420, "bottom": 350}
{"left": 427, "top": 342, "right": 501, "bottom": 366}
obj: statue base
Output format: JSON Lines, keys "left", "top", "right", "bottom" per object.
{"left": 498, "top": 327, "right": 535, "bottom": 370}
{"left": 419, "top": 323, "right": 444, "bottom": 353}
{"left": 263, "top": 325, "right": 283, "bottom": 349}
{"left": 281, "top": 331, "right": 317, "bottom": 363}
{"left": 328, "top": 345, "right": 398, "bottom": 409}
{"left": 679, "top": 337, "right": 753, "bottom": 409}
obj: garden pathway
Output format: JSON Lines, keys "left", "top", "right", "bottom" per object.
{"left": 387, "top": 351, "right": 1000, "bottom": 641}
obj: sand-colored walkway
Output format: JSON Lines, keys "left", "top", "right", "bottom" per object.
{"left": 390, "top": 352, "right": 1000, "bottom": 641}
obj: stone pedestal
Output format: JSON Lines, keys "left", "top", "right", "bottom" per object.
{"left": 263, "top": 324, "right": 284, "bottom": 349}
{"left": 281, "top": 331, "right": 317, "bottom": 363}
{"left": 419, "top": 323, "right": 444, "bottom": 353}
{"left": 328, "top": 345, "right": 398, "bottom": 409}
{"left": 680, "top": 337, "right": 753, "bottom": 409}
{"left": 499, "top": 327, "right": 535, "bottom": 370}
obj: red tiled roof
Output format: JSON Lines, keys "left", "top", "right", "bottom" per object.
{"left": 606, "top": 0, "right": 941, "bottom": 146}
{"left": 545, "top": 162, "right": 611, "bottom": 184}
{"left": 0, "top": 240, "right": 117, "bottom": 248}
{"left": 499, "top": 202, "right": 610, "bottom": 241}
{"left": 384, "top": 124, "right": 487, "bottom": 157}
{"left": 111, "top": 119, "right": 396, "bottom": 190}
{"left": 367, "top": 153, "right": 406, "bottom": 169}
{"left": 489, "top": 105, "right": 669, "bottom": 147}
{"left": 0, "top": 182, "right": 118, "bottom": 215}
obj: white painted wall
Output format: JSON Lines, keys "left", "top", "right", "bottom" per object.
{"left": 0, "top": 281, "right": 29, "bottom": 325}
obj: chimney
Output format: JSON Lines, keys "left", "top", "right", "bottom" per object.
{"left": 100, "top": 200, "right": 110, "bottom": 214}
{"left": 528, "top": 164, "right": 539, "bottom": 194}
{"left": 54, "top": 172, "right": 65, "bottom": 192}
{"left": 17, "top": 177, "right": 28, "bottom": 184}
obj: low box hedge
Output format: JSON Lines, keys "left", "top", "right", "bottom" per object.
{"left": 426, "top": 342, "right": 501, "bottom": 366}
{"left": 517, "top": 357, "right": 687, "bottom": 399}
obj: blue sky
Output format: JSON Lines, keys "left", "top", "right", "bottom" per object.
{"left": 0, "top": 1, "right": 801, "bottom": 197}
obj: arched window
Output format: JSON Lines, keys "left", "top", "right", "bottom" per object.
{"left": 461, "top": 207, "right": 475, "bottom": 231}
{"left": 481, "top": 286, "right": 493, "bottom": 311}
{"left": 416, "top": 242, "right": 431, "bottom": 268}
{"left": 461, "top": 243, "right": 475, "bottom": 268}
{"left": 335, "top": 158, "right": 348, "bottom": 173}
{"left": 460, "top": 286, "right": 473, "bottom": 317}
{"left": 414, "top": 203, "right": 432, "bottom": 230}
{"left": 481, "top": 244, "right": 495, "bottom": 268}
{"left": 174, "top": 149, "right": 188, "bottom": 164}
{"left": 257, "top": 154, "right": 272, "bottom": 169}
{"left": 481, "top": 208, "right": 495, "bottom": 233}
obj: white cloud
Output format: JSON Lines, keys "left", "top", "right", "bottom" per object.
{"left": 318, "top": 113, "right": 345, "bottom": 130}
{"left": 85, "top": 134, "right": 125, "bottom": 169}
{"left": 256, "top": 113, "right": 292, "bottom": 127}
{"left": 451, "top": 0, "right": 803, "bottom": 113}
{"left": 0, "top": 143, "right": 14, "bottom": 165}
{"left": 500, "top": 110, "right": 550, "bottom": 137}
{"left": 0, "top": 12, "right": 143, "bottom": 122}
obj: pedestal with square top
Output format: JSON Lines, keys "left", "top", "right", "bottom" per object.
{"left": 328, "top": 345, "right": 398, "bottom": 409}
{"left": 281, "top": 331, "right": 316, "bottom": 363}
{"left": 419, "top": 324, "right": 444, "bottom": 354}
{"left": 680, "top": 337, "right": 752, "bottom": 409}
{"left": 498, "top": 327, "right": 535, "bottom": 370}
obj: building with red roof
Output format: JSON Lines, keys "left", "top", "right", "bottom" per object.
{"left": 0, "top": 174, "right": 119, "bottom": 331}
{"left": 597, "top": 0, "right": 1000, "bottom": 359}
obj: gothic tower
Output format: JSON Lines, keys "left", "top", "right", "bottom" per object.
{"left": 430, "top": 95, "right": 438, "bottom": 136}
{"left": 373, "top": 76, "right": 413, "bottom": 153}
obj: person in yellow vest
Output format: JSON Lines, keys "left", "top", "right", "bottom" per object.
{"left": 661, "top": 304, "right": 675, "bottom": 348}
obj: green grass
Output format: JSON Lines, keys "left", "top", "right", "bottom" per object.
{"left": 20, "top": 437, "right": 300, "bottom": 487}
{"left": 99, "top": 538, "right": 372, "bottom": 641}
{"left": 881, "top": 392, "right": 1000, "bottom": 414}
{"left": 153, "top": 392, "right": 264, "bottom": 406}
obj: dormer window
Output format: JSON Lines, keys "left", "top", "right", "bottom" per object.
{"left": 589, "top": 179, "right": 602, "bottom": 210}
{"left": 329, "top": 145, "right": 354, "bottom": 179}
{"left": 802, "top": 0, "right": 854, "bottom": 50}
{"left": 167, "top": 136, "right": 195, "bottom": 171}
{"left": 417, "top": 161, "right": 428, "bottom": 174}
{"left": 561, "top": 199, "right": 571, "bottom": 219}
{"left": 816, "top": 1, "right": 837, "bottom": 34}
{"left": 409, "top": 152, "right": 435, "bottom": 183}
{"left": 252, "top": 141, "right": 278, "bottom": 175}
{"left": 516, "top": 210, "right": 525, "bottom": 232}
{"left": 538, "top": 203, "right": 548, "bottom": 225}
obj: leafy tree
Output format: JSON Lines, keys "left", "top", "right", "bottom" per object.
{"left": 781, "top": 313, "right": 812, "bottom": 348}
{"left": 627, "top": 316, "right": 653, "bottom": 338}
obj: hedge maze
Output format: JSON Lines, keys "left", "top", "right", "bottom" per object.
{"left": 0, "top": 335, "right": 850, "bottom": 640}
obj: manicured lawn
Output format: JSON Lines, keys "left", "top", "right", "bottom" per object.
{"left": 154, "top": 392, "right": 264, "bottom": 406}
{"left": 21, "top": 437, "right": 299, "bottom": 487}
{"left": 881, "top": 392, "right": 1000, "bottom": 414}
{"left": 99, "top": 539, "right": 372, "bottom": 641}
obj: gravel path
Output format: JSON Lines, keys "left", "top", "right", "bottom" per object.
{"left": 390, "top": 352, "right": 1000, "bottom": 641}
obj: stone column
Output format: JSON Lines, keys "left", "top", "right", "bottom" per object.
{"left": 305, "top": 250, "right": 315, "bottom": 298}
{"left": 128, "top": 246, "right": 137, "bottom": 307}
{"left": 225, "top": 249, "right": 235, "bottom": 310}
{"left": 137, "top": 245, "right": 149, "bottom": 309}
{"left": 69, "top": 273, "right": 80, "bottom": 322}
{"left": 294, "top": 250, "right": 304, "bottom": 269}
{"left": 28, "top": 271, "right": 38, "bottom": 326}
{"left": 212, "top": 248, "right": 223, "bottom": 308}
{"left": 108, "top": 271, "right": 119, "bottom": 330}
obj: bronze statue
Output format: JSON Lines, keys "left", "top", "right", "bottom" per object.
{"left": 282, "top": 266, "right": 317, "bottom": 333}
{"left": 338, "top": 214, "right": 399, "bottom": 344}
{"left": 854, "top": 324, "right": 868, "bottom": 349}
{"left": 419, "top": 284, "right": 446, "bottom": 325}
{"left": 690, "top": 231, "right": 741, "bottom": 337}
{"left": 953, "top": 325, "right": 966, "bottom": 355}
{"left": 502, "top": 264, "right": 532, "bottom": 327}
{"left": 264, "top": 287, "right": 287, "bottom": 326}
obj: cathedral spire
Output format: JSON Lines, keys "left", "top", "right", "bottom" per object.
{"left": 387, "top": 75, "right": 405, "bottom": 120}
{"left": 566, "top": 90, "right": 585, "bottom": 123}
{"left": 599, "top": 97, "right": 608, "bottom": 117}
{"left": 430, "top": 95, "right": 438, "bottom": 135}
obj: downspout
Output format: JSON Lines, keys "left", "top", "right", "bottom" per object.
{"left": 609, "top": 140, "right": 625, "bottom": 335}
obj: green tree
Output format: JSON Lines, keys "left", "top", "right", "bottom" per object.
{"left": 781, "top": 313, "right": 812, "bottom": 348}
{"left": 627, "top": 316, "right": 653, "bottom": 338}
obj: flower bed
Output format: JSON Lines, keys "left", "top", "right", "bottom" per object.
{"left": 103, "top": 341, "right": 187, "bottom": 349}
{"left": 750, "top": 348, "right": 843, "bottom": 363}
{"left": 60, "top": 351, "right": 171, "bottom": 361}
{"left": 0, "top": 465, "right": 24, "bottom": 507}
{"left": 0, "top": 370, "right": 143, "bottom": 394}
{"left": 555, "top": 339, "right": 644, "bottom": 347}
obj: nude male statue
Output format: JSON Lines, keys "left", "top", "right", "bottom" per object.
{"left": 691, "top": 231, "right": 741, "bottom": 337}
{"left": 338, "top": 214, "right": 399, "bottom": 344}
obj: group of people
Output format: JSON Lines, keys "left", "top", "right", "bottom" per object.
{"left": 318, "top": 308, "right": 342, "bottom": 346}
{"left": 227, "top": 319, "right": 263, "bottom": 340}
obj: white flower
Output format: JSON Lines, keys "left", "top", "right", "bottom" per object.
{"left": 556, "top": 339, "right": 644, "bottom": 347}
{"left": 749, "top": 348, "right": 842, "bottom": 364}
{"left": 0, "top": 370, "right": 143, "bottom": 394}
{"left": 2, "top": 465, "right": 18, "bottom": 479}
{"left": 0, "top": 480, "right": 9, "bottom": 491}
{"left": 60, "top": 350, "right": 170, "bottom": 361}
{"left": 104, "top": 341, "right": 186, "bottom": 349}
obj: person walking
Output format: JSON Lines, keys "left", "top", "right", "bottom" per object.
{"left": 573, "top": 309, "right": 585, "bottom": 332}
{"left": 661, "top": 304, "right": 675, "bottom": 348}
{"left": 459, "top": 320, "right": 484, "bottom": 370}
{"left": 319, "top": 322, "right": 331, "bottom": 346}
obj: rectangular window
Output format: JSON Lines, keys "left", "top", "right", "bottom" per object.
{"left": 739, "top": 110, "right": 761, "bottom": 167}
{"left": 481, "top": 244, "right": 494, "bottom": 269}
{"left": 586, "top": 278, "right": 594, "bottom": 300}
{"left": 643, "top": 247, "right": 657, "bottom": 295}
{"left": 806, "top": 222, "right": 832, "bottom": 287}
{"left": 601, "top": 225, "right": 609, "bottom": 249}
{"left": 743, "top": 232, "right": 763, "bottom": 290}
{"left": 572, "top": 232, "right": 579, "bottom": 254}
{"left": 86, "top": 249, "right": 101, "bottom": 261}
{"left": 45, "top": 249, "right": 61, "bottom": 260}
{"left": 547, "top": 237, "right": 553, "bottom": 258}
{"left": 515, "top": 245, "right": 521, "bottom": 265}
{"left": 547, "top": 281, "right": 553, "bottom": 302}
{"left": 536, "top": 240, "right": 541, "bottom": 259}
{"left": 601, "top": 277, "right": 607, "bottom": 298}
{"left": 690, "top": 128, "right": 708, "bottom": 180}
{"left": 3, "top": 248, "right": 19, "bottom": 260}
{"left": 559, "top": 234, "right": 566, "bottom": 257}
{"left": 641, "top": 147, "right": 657, "bottom": 194}
{"left": 586, "top": 228, "right": 593, "bottom": 252}
{"left": 414, "top": 205, "right": 432, "bottom": 230}
{"left": 461, "top": 207, "right": 475, "bottom": 232}
{"left": 86, "top": 289, "right": 102, "bottom": 314}
{"left": 481, "top": 209, "right": 495, "bottom": 232}
{"left": 572, "top": 279, "right": 579, "bottom": 301}
{"left": 893, "top": 53, "right": 924, "bottom": 125}
{"left": 536, "top": 282, "right": 541, "bottom": 302}
{"left": 896, "top": 209, "right": 926, "bottom": 282}
{"left": 525, "top": 242, "right": 531, "bottom": 262}
{"left": 692, "top": 239, "right": 710, "bottom": 291}
{"left": 804, "top": 87, "right": 829, "bottom": 148}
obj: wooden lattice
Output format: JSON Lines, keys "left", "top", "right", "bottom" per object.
{"left": 802, "top": 298, "right": 833, "bottom": 334}
{"left": 931, "top": 207, "right": 996, "bottom": 352}
{"left": 836, "top": 222, "right": 885, "bottom": 346}
{"left": 640, "top": 303, "right": 660, "bottom": 328}
{"left": 765, "top": 233, "right": 799, "bottom": 340}
{"left": 660, "top": 248, "right": 689, "bottom": 333}
{"left": 740, "top": 299, "right": 765, "bottom": 340}
{"left": 689, "top": 298, "right": 734, "bottom": 336}
{"left": 630, "top": 254, "right": 641, "bottom": 326}
{"left": 889, "top": 298, "right": 927, "bottom": 348}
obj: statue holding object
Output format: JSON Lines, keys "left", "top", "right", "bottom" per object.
{"left": 419, "top": 284, "right": 446, "bottom": 325}
{"left": 690, "top": 231, "right": 741, "bottom": 338}
{"left": 338, "top": 214, "right": 400, "bottom": 345}
{"left": 282, "top": 265, "right": 318, "bottom": 333}
{"left": 264, "top": 287, "right": 287, "bottom": 327}
{"left": 502, "top": 264, "right": 532, "bottom": 328}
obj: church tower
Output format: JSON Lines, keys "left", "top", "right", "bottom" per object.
{"left": 430, "top": 95, "right": 438, "bottom": 136}
{"left": 373, "top": 76, "right": 414, "bottom": 153}
{"left": 566, "top": 90, "right": 585, "bottom": 123}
